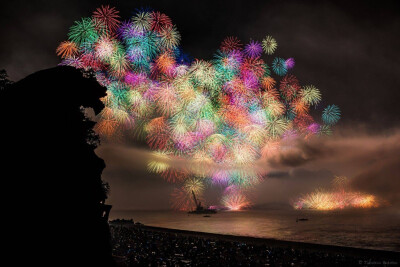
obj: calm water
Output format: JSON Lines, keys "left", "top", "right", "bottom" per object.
{"left": 110, "top": 207, "right": 400, "bottom": 252}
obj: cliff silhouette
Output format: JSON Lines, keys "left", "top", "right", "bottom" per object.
{"left": 1, "top": 66, "right": 114, "bottom": 266}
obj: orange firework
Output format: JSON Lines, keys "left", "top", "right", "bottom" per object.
{"left": 56, "top": 41, "right": 78, "bottom": 58}
{"left": 94, "top": 118, "right": 118, "bottom": 137}
{"left": 292, "top": 99, "right": 309, "bottom": 115}
{"left": 220, "top": 105, "right": 250, "bottom": 129}
{"left": 262, "top": 76, "right": 276, "bottom": 90}
{"left": 146, "top": 117, "right": 170, "bottom": 150}
{"left": 155, "top": 51, "right": 176, "bottom": 76}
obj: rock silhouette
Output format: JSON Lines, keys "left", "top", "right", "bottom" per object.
{"left": 1, "top": 66, "right": 114, "bottom": 266}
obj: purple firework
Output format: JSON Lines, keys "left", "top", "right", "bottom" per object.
{"left": 244, "top": 40, "right": 263, "bottom": 58}
{"left": 285, "top": 57, "right": 295, "bottom": 69}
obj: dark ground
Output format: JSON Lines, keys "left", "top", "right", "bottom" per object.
{"left": 110, "top": 223, "right": 399, "bottom": 266}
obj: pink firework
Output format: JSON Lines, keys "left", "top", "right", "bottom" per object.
{"left": 307, "top": 123, "right": 320, "bottom": 134}
{"left": 124, "top": 72, "right": 148, "bottom": 86}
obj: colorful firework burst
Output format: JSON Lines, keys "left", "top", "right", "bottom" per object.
{"left": 58, "top": 6, "right": 341, "bottom": 210}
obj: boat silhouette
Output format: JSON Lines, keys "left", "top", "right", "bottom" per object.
{"left": 188, "top": 190, "right": 217, "bottom": 214}
{"left": 296, "top": 217, "right": 309, "bottom": 222}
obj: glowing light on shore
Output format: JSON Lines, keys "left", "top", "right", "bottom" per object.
{"left": 293, "top": 177, "right": 379, "bottom": 210}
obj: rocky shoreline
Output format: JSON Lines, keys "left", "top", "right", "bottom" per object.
{"left": 110, "top": 222, "right": 399, "bottom": 266}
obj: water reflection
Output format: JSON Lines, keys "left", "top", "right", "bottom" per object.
{"left": 111, "top": 208, "right": 400, "bottom": 252}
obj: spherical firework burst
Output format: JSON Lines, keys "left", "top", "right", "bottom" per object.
{"left": 262, "top": 76, "right": 276, "bottom": 90}
{"left": 56, "top": 41, "right": 78, "bottom": 58}
{"left": 95, "top": 36, "right": 116, "bottom": 60}
{"left": 110, "top": 49, "right": 129, "bottom": 76}
{"left": 272, "top": 57, "right": 287, "bottom": 76}
{"left": 244, "top": 40, "right": 263, "bottom": 58}
{"left": 132, "top": 11, "right": 152, "bottom": 31}
{"left": 262, "top": 35, "right": 277, "bottom": 55}
{"left": 93, "top": 5, "right": 121, "bottom": 34}
{"left": 68, "top": 17, "right": 99, "bottom": 46}
{"left": 154, "top": 83, "right": 179, "bottom": 116}
{"left": 280, "top": 74, "right": 301, "bottom": 100}
{"left": 220, "top": 36, "right": 243, "bottom": 53}
{"left": 265, "top": 118, "right": 288, "bottom": 138}
{"left": 158, "top": 25, "right": 181, "bottom": 50}
{"left": 285, "top": 58, "right": 295, "bottom": 69}
{"left": 184, "top": 177, "right": 205, "bottom": 196}
{"left": 150, "top": 11, "right": 172, "bottom": 33}
{"left": 322, "top": 105, "right": 341, "bottom": 125}
{"left": 300, "top": 85, "right": 321, "bottom": 105}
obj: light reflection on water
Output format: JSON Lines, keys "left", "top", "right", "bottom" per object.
{"left": 110, "top": 207, "right": 400, "bottom": 252}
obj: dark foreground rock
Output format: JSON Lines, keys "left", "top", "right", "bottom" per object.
{"left": 1, "top": 66, "right": 114, "bottom": 266}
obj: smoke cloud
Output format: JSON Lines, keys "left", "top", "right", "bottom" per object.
{"left": 98, "top": 128, "right": 400, "bottom": 209}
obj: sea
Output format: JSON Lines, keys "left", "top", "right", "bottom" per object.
{"left": 110, "top": 207, "right": 400, "bottom": 252}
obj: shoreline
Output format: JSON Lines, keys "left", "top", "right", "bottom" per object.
{"left": 110, "top": 222, "right": 399, "bottom": 260}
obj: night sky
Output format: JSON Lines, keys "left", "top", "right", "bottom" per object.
{"left": 1, "top": 0, "right": 399, "bottom": 209}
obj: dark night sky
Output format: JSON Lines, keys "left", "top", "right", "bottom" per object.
{"left": 1, "top": 0, "right": 399, "bottom": 209}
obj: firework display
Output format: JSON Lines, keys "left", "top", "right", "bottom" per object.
{"left": 58, "top": 6, "right": 341, "bottom": 210}
{"left": 293, "top": 176, "right": 379, "bottom": 210}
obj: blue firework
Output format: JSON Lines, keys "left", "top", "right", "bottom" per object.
{"left": 322, "top": 105, "right": 341, "bottom": 125}
{"left": 174, "top": 47, "right": 193, "bottom": 65}
{"left": 272, "top": 57, "right": 287, "bottom": 76}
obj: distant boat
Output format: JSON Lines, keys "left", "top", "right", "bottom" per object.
{"left": 188, "top": 190, "right": 217, "bottom": 214}
{"left": 296, "top": 218, "right": 309, "bottom": 222}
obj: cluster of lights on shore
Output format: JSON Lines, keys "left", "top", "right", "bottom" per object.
{"left": 56, "top": 5, "right": 376, "bottom": 211}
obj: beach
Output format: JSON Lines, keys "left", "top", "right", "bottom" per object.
{"left": 110, "top": 222, "right": 399, "bottom": 266}
{"left": 110, "top": 208, "right": 400, "bottom": 252}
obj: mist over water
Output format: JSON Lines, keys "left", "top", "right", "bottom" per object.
{"left": 111, "top": 207, "right": 400, "bottom": 252}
